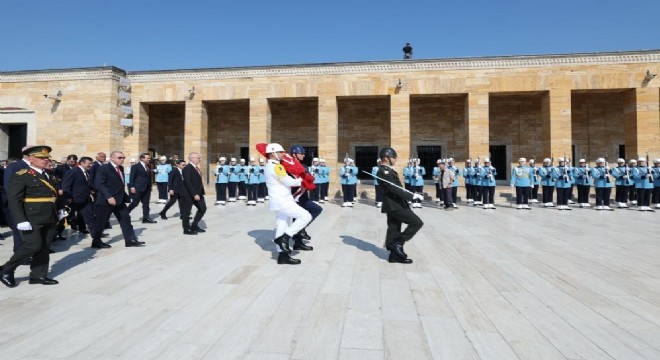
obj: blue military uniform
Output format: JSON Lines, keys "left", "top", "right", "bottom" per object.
{"left": 409, "top": 161, "right": 425, "bottom": 208}
{"left": 214, "top": 159, "right": 230, "bottom": 204}
{"left": 552, "top": 160, "right": 574, "bottom": 210}
{"left": 462, "top": 161, "right": 473, "bottom": 203}
{"left": 155, "top": 159, "right": 172, "bottom": 203}
{"left": 257, "top": 159, "right": 267, "bottom": 202}
{"left": 574, "top": 162, "right": 593, "bottom": 207}
{"left": 340, "top": 161, "right": 358, "bottom": 206}
{"left": 479, "top": 163, "right": 497, "bottom": 208}
{"left": 652, "top": 161, "right": 660, "bottom": 209}
{"left": 610, "top": 160, "right": 633, "bottom": 207}
{"left": 227, "top": 159, "right": 240, "bottom": 202}
{"left": 538, "top": 160, "right": 556, "bottom": 207}
{"left": 510, "top": 159, "right": 534, "bottom": 209}
{"left": 246, "top": 160, "right": 260, "bottom": 205}
{"left": 237, "top": 160, "right": 248, "bottom": 200}
{"left": 371, "top": 162, "right": 383, "bottom": 207}
{"left": 632, "top": 160, "right": 655, "bottom": 211}
{"left": 590, "top": 161, "right": 614, "bottom": 210}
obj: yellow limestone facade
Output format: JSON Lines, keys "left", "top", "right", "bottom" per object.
{"left": 1, "top": 50, "right": 659, "bottom": 188}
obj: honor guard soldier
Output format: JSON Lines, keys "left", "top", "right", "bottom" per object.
{"left": 227, "top": 157, "right": 240, "bottom": 202}
{"left": 377, "top": 147, "right": 424, "bottom": 263}
{"left": 529, "top": 159, "right": 540, "bottom": 204}
{"left": 538, "top": 158, "right": 556, "bottom": 207}
{"left": 318, "top": 158, "right": 330, "bottom": 202}
{"left": 611, "top": 158, "right": 631, "bottom": 208}
{"left": 434, "top": 159, "right": 444, "bottom": 204}
{"left": 410, "top": 158, "right": 425, "bottom": 208}
{"left": 652, "top": 159, "right": 660, "bottom": 209}
{"left": 309, "top": 157, "right": 322, "bottom": 203}
{"left": 479, "top": 158, "right": 497, "bottom": 209}
{"left": 155, "top": 156, "right": 172, "bottom": 204}
{"left": 632, "top": 157, "right": 655, "bottom": 211}
{"left": 447, "top": 158, "right": 460, "bottom": 208}
{"left": 403, "top": 159, "right": 413, "bottom": 193}
{"left": 590, "top": 158, "right": 614, "bottom": 211}
{"left": 552, "top": 157, "right": 574, "bottom": 210}
{"left": 371, "top": 159, "right": 382, "bottom": 207}
{"left": 628, "top": 159, "right": 638, "bottom": 205}
{"left": 238, "top": 158, "right": 248, "bottom": 200}
{"left": 246, "top": 157, "right": 260, "bottom": 206}
{"left": 472, "top": 159, "right": 483, "bottom": 206}
{"left": 257, "top": 158, "right": 267, "bottom": 203}
{"left": 575, "top": 159, "right": 593, "bottom": 208}
{"left": 160, "top": 160, "right": 186, "bottom": 219}
{"left": 340, "top": 157, "right": 358, "bottom": 207}
{"left": 263, "top": 143, "right": 312, "bottom": 265}
{"left": 511, "top": 157, "right": 533, "bottom": 209}
{"left": 462, "top": 159, "right": 473, "bottom": 204}
{"left": 1, "top": 145, "right": 63, "bottom": 288}
{"left": 214, "top": 156, "right": 229, "bottom": 205}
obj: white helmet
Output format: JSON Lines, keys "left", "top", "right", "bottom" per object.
{"left": 638, "top": 157, "right": 646, "bottom": 162}
{"left": 654, "top": 158, "right": 660, "bottom": 164}
{"left": 259, "top": 158, "right": 264, "bottom": 163}
{"left": 249, "top": 157, "right": 255, "bottom": 162}
{"left": 543, "top": 158, "right": 551, "bottom": 164}
{"left": 230, "top": 157, "right": 237, "bottom": 162}
{"left": 519, "top": 157, "right": 526, "bottom": 162}
{"left": 629, "top": 159, "right": 637, "bottom": 164}
{"left": 579, "top": 159, "right": 586, "bottom": 163}
{"left": 130, "top": 158, "right": 136, "bottom": 163}
{"left": 596, "top": 158, "right": 605, "bottom": 164}
{"left": 318, "top": 158, "right": 325, "bottom": 163}
{"left": 436, "top": 159, "right": 442, "bottom": 164}
{"left": 617, "top": 158, "right": 625, "bottom": 163}
{"left": 240, "top": 158, "right": 246, "bottom": 163}
{"left": 465, "top": 159, "right": 472, "bottom": 163}
{"left": 376, "top": 158, "right": 381, "bottom": 163}
{"left": 159, "top": 155, "right": 167, "bottom": 161}
{"left": 265, "top": 143, "right": 285, "bottom": 153}
{"left": 219, "top": 156, "right": 226, "bottom": 161}
{"left": 558, "top": 157, "right": 565, "bottom": 162}
{"left": 484, "top": 157, "right": 491, "bottom": 163}
{"left": 312, "top": 157, "right": 319, "bottom": 162}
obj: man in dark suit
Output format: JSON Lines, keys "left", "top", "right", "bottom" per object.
{"left": 377, "top": 147, "right": 424, "bottom": 264}
{"left": 127, "top": 152, "right": 156, "bottom": 223}
{"left": 180, "top": 152, "right": 207, "bottom": 235}
{"left": 61, "top": 156, "right": 96, "bottom": 241}
{"left": 93, "top": 151, "right": 144, "bottom": 248}
{"left": 3, "top": 151, "right": 32, "bottom": 253}
{"left": 54, "top": 154, "right": 77, "bottom": 181}
{"left": 88, "top": 152, "right": 106, "bottom": 188}
{"left": 1, "top": 145, "right": 62, "bottom": 287}
{"left": 159, "top": 160, "right": 186, "bottom": 220}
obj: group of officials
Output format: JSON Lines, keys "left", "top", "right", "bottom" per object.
{"left": 0, "top": 146, "right": 209, "bottom": 288}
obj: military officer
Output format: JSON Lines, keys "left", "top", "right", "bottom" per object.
{"left": 403, "top": 159, "right": 412, "bottom": 192}
{"left": 610, "top": 158, "right": 631, "bottom": 208}
{"left": 479, "top": 158, "right": 497, "bottom": 209}
{"left": 246, "top": 157, "right": 260, "bottom": 206}
{"left": 574, "top": 159, "right": 593, "bottom": 208}
{"left": 377, "top": 147, "right": 423, "bottom": 264}
{"left": 1, "top": 145, "right": 62, "bottom": 288}
{"left": 318, "top": 158, "right": 330, "bottom": 202}
{"left": 590, "top": 158, "right": 614, "bottom": 211}
{"left": 214, "top": 156, "right": 229, "bottom": 205}
{"left": 538, "top": 158, "right": 556, "bottom": 207}
{"left": 310, "top": 157, "right": 322, "bottom": 203}
{"left": 652, "top": 159, "right": 660, "bottom": 209}
{"left": 409, "top": 158, "right": 425, "bottom": 208}
{"left": 155, "top": 155, "right": 172, "bottom": 204}
{"left": 632, "top": 157, "right": 655, "bottom": 211}
{"left": 257, "top": 158, "right": 267, "bottom": 203}
{"left": 510, "top": 157, "right": 533, "bottom": 210}
{"left": 628, "top": 159, "right": 638, "bottom": 206}
{"left": 227, "top": 157, "right": 240, "bottom": 202}
{"left": 462, "top": 159, "right": 473, "bottom": 204}
{"left": 447, "top": 158, "right": 460, "bottom": 208}
{"left": 340, "top": 157, "right": 358, "bottom": 207}
{"left": 238, "top": 158, "right": 248, "bottom": 201}
{"left": 529, "top": 159, "right": 540, "bottom": 204}
{"left": 552, "top": 157, "right": 574, "bottom": 210}
{"left": 371, "top": 159, "right": 382, "bottom": 207}
{"left": 472, "top": 159, "right": 483, "bottom": 206}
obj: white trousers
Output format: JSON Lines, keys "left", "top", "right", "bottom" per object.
{"left": 274, "top": 202, "right": 312, "bottom": 251}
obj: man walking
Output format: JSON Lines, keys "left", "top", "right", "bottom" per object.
{"left": 180, "top": 152, "right": 207, "bottom": 234}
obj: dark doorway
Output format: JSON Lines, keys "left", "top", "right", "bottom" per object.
{"left": 355, "top": 146, "right": 379, "bottom": 180}
{"left": 8, "top": 124, "right": 27, "bottom": 159}
{"left": 416, "top": 146, "right": 441, "bottom": 180}
{"left": 619, "top": 144, "right": 625, "bottom": 160}
{"left": 489, "top": 145, "right": 507, "bottom": 180}
{"left": 302, "top": 146, "right": 318, "bottom": 167}
{"left": 240, "top": 147, "right": 249, "bottom": 162}
{"left": 571, "top": 145, "right": 576, "bottom": 167}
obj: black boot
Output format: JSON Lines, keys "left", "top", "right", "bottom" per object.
{"left": 277, "top": 252, "right": 301, "bottom": 265}
{"left": 293, "top": 236, "right": 313, "bottom": 251}
{"left": 299, "top": 229, "right": 311, "bottom": 240}
{"left": 274, "top": 234, "right": 292, "bottom": 253}
{"left": 386, "top": 241, "right": 407, "bottom": 259}
{"left": 388, "top": 252, "right": 413, "bottom": 264}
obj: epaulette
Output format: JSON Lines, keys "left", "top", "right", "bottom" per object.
{"left": 15, "top": 169, "right": 28, "bottom": 176}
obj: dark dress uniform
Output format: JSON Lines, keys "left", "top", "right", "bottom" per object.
{"left": 377, "top": 162, "right": 424, "bottom": 263}
{"left": 1, "top": 154, "right": 60, "bottom": 286}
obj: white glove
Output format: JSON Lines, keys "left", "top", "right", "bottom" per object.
{"left": 412, "top": 193, "right": 424, "bottom": 201}
{"left": 58, "top": 209, "right": 67, "bottom": 220}
{"left": 17, "top": 222, "right": 32, "bottom": 231}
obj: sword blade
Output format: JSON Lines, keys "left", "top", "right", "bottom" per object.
{"left": 361, "top": 170, "right": 414, "bottom": 195}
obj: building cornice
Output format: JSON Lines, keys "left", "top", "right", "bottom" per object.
{"left": 2, "top": 50, "right": 659, "bottom": 83}
{"left": 0, "top": 67, "right": 126, "bottom": 83}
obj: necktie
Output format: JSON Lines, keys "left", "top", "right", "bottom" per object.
{"left": 195, "top": 166, "right": 202, "bottom": 178}
{"left": 440, "top": 170, "right": 445, "bottom": 189}
{"left": 115, "top": 166, "right": 123, "bottom": 182}
{"left": 83, "top": 170, "right": 89, "bottom": 183}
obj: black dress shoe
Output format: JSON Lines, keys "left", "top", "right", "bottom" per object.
{"left": 277, "top": 252, "right": 301, "bottom": 265}
{"left": 125, "top": 240, "right": 145, "bottom": 247}
{"left": 159, "top": 213, "right": 167, "bottom": 220}
{"left": 91, "top": 240, "right": 112, "bottom": 249}
{"left": 388, "top": 252, "right": 413, "bottom": 264}
{"left": 29, "top": 277, "right": 59, "bottom": 285}
{"left": 0, "top": 267, "right": 17, "bottom": 288}
{"left": 142, "top": 218, "right": 157, "bottom": 224}
{"left": 191, "top": 227, "right": 206, "bottom": 233}
{"left": 386, "top": 241, "right": 407, "bottom": 259}
{"left": 299, "top": 229, "right": 312, "bottom": 240}
{"left": 293, "top": 239, "right": 314, "bottom": 251}
{"left": 183, "top": 229, "right": 198, "bottom": 235}
{"left": 274, "top": 234, "right": 292, "bottom": 254}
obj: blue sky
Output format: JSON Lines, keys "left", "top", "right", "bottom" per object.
{"left": 1, "top": 0, "right": 659, "bottom": 71}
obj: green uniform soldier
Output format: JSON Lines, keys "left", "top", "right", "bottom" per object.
{"left": 377, "top": 147, "right": 424, "bottom": 264}
{"left": 1, "top": 145, "right": 62, "bottom": 288}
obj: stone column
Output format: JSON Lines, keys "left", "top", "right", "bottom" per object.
{"left": 184, "top": 100, "right": 208, "bottom": 175}
{"left": 541, "top": 89, "right": 572, "bottom": 160}
{"left": 625, "top": 88, "right": 660, "bottom": 159}
{"left": 466, "top": 92, "right": 489, "bottom": 159}
{"left": 318, "top": 95, "right": 338, "bottom": 189}
{"left": 390, "top": 94, "right": 410, "bottom": 164}
{"left": 249, "top": 97, "right": 270, "bottom": 157}
{"left": 125, "top": 102, "right": 149, "bottom": 159}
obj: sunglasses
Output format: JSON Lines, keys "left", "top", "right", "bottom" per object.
{"left": 116, "top": 157, "right": 126, "bottom": 159}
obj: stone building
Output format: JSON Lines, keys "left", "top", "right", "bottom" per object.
{"left": 1, "top": 50, "right": 659, "bottom": 187}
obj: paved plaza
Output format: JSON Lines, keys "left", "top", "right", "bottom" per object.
{"left": 0, "top": 189, "right": 659, "bottom": 359}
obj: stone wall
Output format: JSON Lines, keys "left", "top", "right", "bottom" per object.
{"left": 146, "top": 103, "right": 185, "bottom": 157}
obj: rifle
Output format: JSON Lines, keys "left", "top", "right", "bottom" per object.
{"left": 344, "top": 152, "right": 350, "bottom": 178}
{"left": 647, "top": 152, "right": 652, "bottom": 183}
{"left": 604, "top": 154, "right": 611, "bottom": 184}
{"left": 563, "top": 154, "right": 570, "bottom": 182}
{"left": 413, "top": 154, "right": 420, "bottom": 180}
{"left": 584, "top": 156, "right": 591, "bottom": 184}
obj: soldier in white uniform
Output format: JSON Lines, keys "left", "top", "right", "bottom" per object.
{"left": 264, "top": 143, "right": 313, "bottom": 265}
